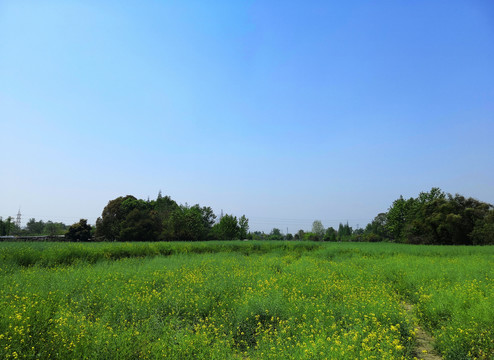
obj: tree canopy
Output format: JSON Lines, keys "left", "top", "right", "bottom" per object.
{"left": 0, "top": 217, "right": 13, "bottom": 236}
{"left": 361, "top": 188, "right": 493, "bottom": 245}
{"left": 65, "top": 219, "right": 92, "bottom": 242}
{"left": 95, "top": 193, "right": 248, "bottom": 242}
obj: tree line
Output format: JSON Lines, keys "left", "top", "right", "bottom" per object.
{"left": 93, "top": 192, "right": 249, "bottom": 242}
{"left": 1, "top": 192, "right": 249, "bottom": 242}
{"left": 361, "top": 188, "right": 493, "bottom": 245}
{"left": 1, "top": 188, "right": 492, "bottom": 244}
{"left": 249, "top": 222, "right": 353, "bottom": 242}
{"left": 0, "top": 217, "right": 67, "bottom": 237}
{"left": 239, "top": 188, "right": 493, "bottom": 245}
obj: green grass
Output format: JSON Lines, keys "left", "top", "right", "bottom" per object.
{"left": 0, "top": 241, "right": 492, "bottom": 359}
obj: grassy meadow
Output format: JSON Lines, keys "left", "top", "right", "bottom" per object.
{"left": 0, "top": 241, "right": 492, "bottom": 359}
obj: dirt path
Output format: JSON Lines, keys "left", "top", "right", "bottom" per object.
{"left": 402, "top": 303, "right": 442, "bottom": 360}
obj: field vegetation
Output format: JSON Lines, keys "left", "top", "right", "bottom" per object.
{"left": 0, "top": 241, "right": 492, "bottom": 359}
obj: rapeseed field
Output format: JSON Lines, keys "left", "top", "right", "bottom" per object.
{"left": 0, "top": 242, "right": 492, "bottom": 359}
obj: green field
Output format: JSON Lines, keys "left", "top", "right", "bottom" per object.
{"left": 0, "top": 242, "right": 493, "bottom": 359}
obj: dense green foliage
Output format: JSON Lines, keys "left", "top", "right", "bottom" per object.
{"left": 65, "top": 219, "right": 92, "bottom": 242}
{"left": 95, "top": 192, "right": 248, "bottom": 241}
{"left": 0, "top": 217, "right": 67, "bottom": 237}
{"left": 0, "top": 242, "right": 492, "bottom": 359}
{"left": 361, "top": 188, "right": 494, "bottom": 245}
{"left": 0, "top": 217, "right": 14, "bottom": 236}
{"left": 24, "top": 219, "right": 67, "bottom": 236}
{"left": 291, "top": 224, "right": 349, "bottom": 242}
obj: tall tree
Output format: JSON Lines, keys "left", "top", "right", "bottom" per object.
{"left": 65, "top": 219, "right": 92, "bottom": 242}
{"left": 95, "top": 195, "right": 152, "bottom": 241}
{"left": 295, "top": 229, "right": 305, "bottom": 240}
{"left": 166, "top": 205, "right": 206, "bottom": 241}
{"left": 26, "top": 218, "right": 45, "bottom": 235}
{"left": 119, "top": 208, "right": 160, "bottom": 242}
{"left": 337, "top": 222, "right": 353, "bottom": 241}
{"left": 311, "top": 220, "right": 325, "bottom": 239}
{"left": 324, "top": 227, "right": 337, "bottom": 242}
{"left": 385, "top": 196, "right": 414, "bottom": 242}
{"left": 155, "top": 193, "right": 179, "bottom": 220}
{"left": 0, "top": 217, "right": 13, "bottom": 236}
{"left": 470, "top": 209, "right": 494, "bottom": 245}
{"left": 44, "top": 221, "right": 67, "bottom": 236}
{"left": 269, "top": 228, "right": 283, "bottom": 240}
{"left": 210, "top": 214, "right": 240, "bottom": 240}
{"left": 239, "top": 215, "right": 249, "bottom": 239}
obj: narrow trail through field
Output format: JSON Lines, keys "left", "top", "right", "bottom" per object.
{"left": 402, "top": 303, "right": 442, "bottom": 360}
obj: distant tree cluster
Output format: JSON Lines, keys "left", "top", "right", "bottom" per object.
{"left": 24, "top": 219, "right": 68, "bottom": 236}
{"left": 0, "top": 218, "right": 68, "bottom": 237}
{"left": 0, "top": 217, "right": 14, "bottom": 236}
{"left": 361, "top": 188, "right": 494, "bottom": 245}
{"left": 249, "top": 221, "right": 353, "bottom": 242}
{"left": 94, "top": 192, "right": 249, "bottom": 241}
{"left": 65, "top": 219, "right": 92, "bottom": 242}
{"left": 292, "top": 221, "right": 354, "bottom": 242}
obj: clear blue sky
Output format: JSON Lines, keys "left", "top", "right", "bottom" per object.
{"left": 1, "top": 1, "right": 493, "bottom": 233}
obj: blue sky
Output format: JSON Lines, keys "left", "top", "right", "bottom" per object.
{"left": 1, "top": 0, "right": 493, "bottom": 233}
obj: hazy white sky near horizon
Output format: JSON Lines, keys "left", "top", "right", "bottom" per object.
{"left": 1, "top": 1, "right": 493, "bottom": 233}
